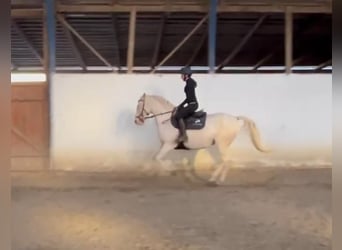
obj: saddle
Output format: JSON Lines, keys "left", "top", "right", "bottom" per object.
{"left": 171, "top": 109, "right": 207, "bottom": 130}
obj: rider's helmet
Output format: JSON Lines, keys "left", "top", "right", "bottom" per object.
{"left": 180, "top": 66, "right": 192, "bottom": 76}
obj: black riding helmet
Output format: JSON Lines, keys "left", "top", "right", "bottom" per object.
{"left": 180, "top": 66, "right": 192, "bottom": 76}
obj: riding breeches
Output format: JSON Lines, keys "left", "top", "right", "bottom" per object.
{"left": 174, "top": 102, "right": 198, "bottom": 120}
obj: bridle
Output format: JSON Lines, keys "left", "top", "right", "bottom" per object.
{"left": 135, "top": 95, "right": 173, "bottom": 123}
{"left": 135, "top": 96, "right": 148, "bottom": 123}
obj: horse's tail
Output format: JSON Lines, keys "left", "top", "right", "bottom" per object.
{"left": 236, "top": 116, "right": 271, "bottom": 153}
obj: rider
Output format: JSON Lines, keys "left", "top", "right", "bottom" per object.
{"left": 174, "top": 66, "right": 199, "bottom": 143}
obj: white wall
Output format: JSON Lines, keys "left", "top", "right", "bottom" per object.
{"left": 51, "top": 73, "right": 331, "bottom": 171}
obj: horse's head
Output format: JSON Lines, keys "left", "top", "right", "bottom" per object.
{"left": 134, "top": 93, "right": 175, "bottom": 125}
{"left": 134, "top": 93, "right": 151, "bottom": 125}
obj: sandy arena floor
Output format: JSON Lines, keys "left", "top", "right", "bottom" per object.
{"left": 11, "top": 167, "right": 331, "bottom": 250}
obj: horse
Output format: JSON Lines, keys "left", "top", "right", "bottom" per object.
{"left": 134, "top": 93, "right": 271, "bottom": 185}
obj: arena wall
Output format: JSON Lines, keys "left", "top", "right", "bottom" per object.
{"left": 51, "top": 73, "right": 331, "bottom": 171}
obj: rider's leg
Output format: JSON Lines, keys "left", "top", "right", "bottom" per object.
{"left": 174, "top": 106, "right": 187, "bottom": 143}
{"left": 178, "top": 118, "right": 187, "bottom": 142}
{"left": 175, "top": 104, "right": 197, "bottom": 143}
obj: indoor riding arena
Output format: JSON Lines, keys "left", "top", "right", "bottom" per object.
{"left": 11, "top": 0, "right": 332, "bottom": 249}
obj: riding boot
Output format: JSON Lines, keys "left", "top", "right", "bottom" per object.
{"left": 178, "top": 118, "right": 188, "bottom": 143}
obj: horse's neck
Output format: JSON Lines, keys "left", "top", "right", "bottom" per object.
{"left": 149, "top": 96, "right": 174, "bottom": 114}
{"left": 149, "top": 96, "right": 174, "bottom": 126}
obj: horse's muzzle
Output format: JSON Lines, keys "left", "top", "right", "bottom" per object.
{"left": 134, "top": 116, "right": 144, "bottom": 125}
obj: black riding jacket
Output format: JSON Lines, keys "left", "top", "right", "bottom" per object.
{"left": 179, "top": 77, "right": 197, "bottom": 107}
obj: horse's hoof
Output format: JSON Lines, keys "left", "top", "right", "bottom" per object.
{"left": 206, "top": 180, "right": 219, "bottom": 187}
{"left": 170, "top": 170, "right": 178, "bottom": 176}
{"left": 143, "top": 171, "right": 157, "bottom": 177}
{"left": 158, "top": 170, "right": 174, "bottom": 177}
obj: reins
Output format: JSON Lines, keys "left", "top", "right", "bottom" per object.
{"left": 144, "top": 110, "right": 173, "bottom": 119}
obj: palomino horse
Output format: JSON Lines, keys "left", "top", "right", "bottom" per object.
{"left": 134, "top": 93, "right": 270, "bottom": 185}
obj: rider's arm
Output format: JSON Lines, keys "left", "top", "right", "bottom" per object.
{"left": 178, "top": 83, "right": 190, "bottom": 108}
{"left": 179, "top": 98, "right": 187, "bottom": 108}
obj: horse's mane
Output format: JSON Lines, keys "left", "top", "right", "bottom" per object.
{"left": 148, "top": 95, "right": 175, "bottom": 109}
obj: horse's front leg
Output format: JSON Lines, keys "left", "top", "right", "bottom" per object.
{"left": 153, "top": 142, "right": 177, "bottom": 175}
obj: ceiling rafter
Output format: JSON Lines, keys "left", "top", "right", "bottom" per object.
{"left": 11, "top": 1, "right": 332, "bottom": 18}
{"left": 252, "top": 15, "right": 330, "bottom": 70}
{"left": 10, "top": 1, "right": 331, "bottom": 73}
{"left": 216, "top": 14, "right": 268, "bottom": 71}
{"left": 56, "top": 13, "right": 113, "bottom": 70}
{"left": 151, "top": 14, "right": 208, "bottom": 73}
{"left": 12, "top": 20, "right": 43, "bottom": 65}
{"left": 111, "top": 13, "right": 121, "bottom": 69}
{"left": 59, "top": 20, "right": 87, "bottom": 72}
{"left": 151, "top": 13, "right": 168, "bottom": 70}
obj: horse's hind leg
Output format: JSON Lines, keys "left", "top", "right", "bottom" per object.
{"left": 208, "top": 162, "right": 225, "bottom": 184}
{"left": 208, "top": 138, "right": 234, "bottom": 185}
{"left": 207, "top": 143, "right": 225, "bottom": 185}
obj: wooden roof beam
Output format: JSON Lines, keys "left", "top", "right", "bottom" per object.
{"left": 285, "top": 8, "right": 293, "bottom": 74}
{"left": 11, "top": 8, "right": 43, "bottom": 18}
{"left": 315, "top": 59, "right": 332, "bottom": 71}
{"left": 56, "top": 14, "right": 113, "bottom": 70}
{"left": 186, "top": 31, "right": 207, "bottom": 67}
{"left": 56, "top": 4, "right": 331, "bottom": 13}
{"left": 111, "top": 14, "right": 121, "bottom": 69}
{"left": 60, "top": 21, "right": 87, "bottom": 72}
{"left": 151, "top": 14, "right": 208, "bottom": 73}
{"left": 151, "top": 13, "right": 168, "bottom": 70}
{"left": 12, "top": 20, "right": 43, "bottom": 65}
{"left": 11, "top": 3, "right": 331, "bottom": 18}
{"left": 216, "top": 14, "right": 267, "bottom": 71}
{"left": 253, "top": 15, "right": 328, "bottom": 70}
{"left": 127, "top": 8, "right": 136, "bottom": 73}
